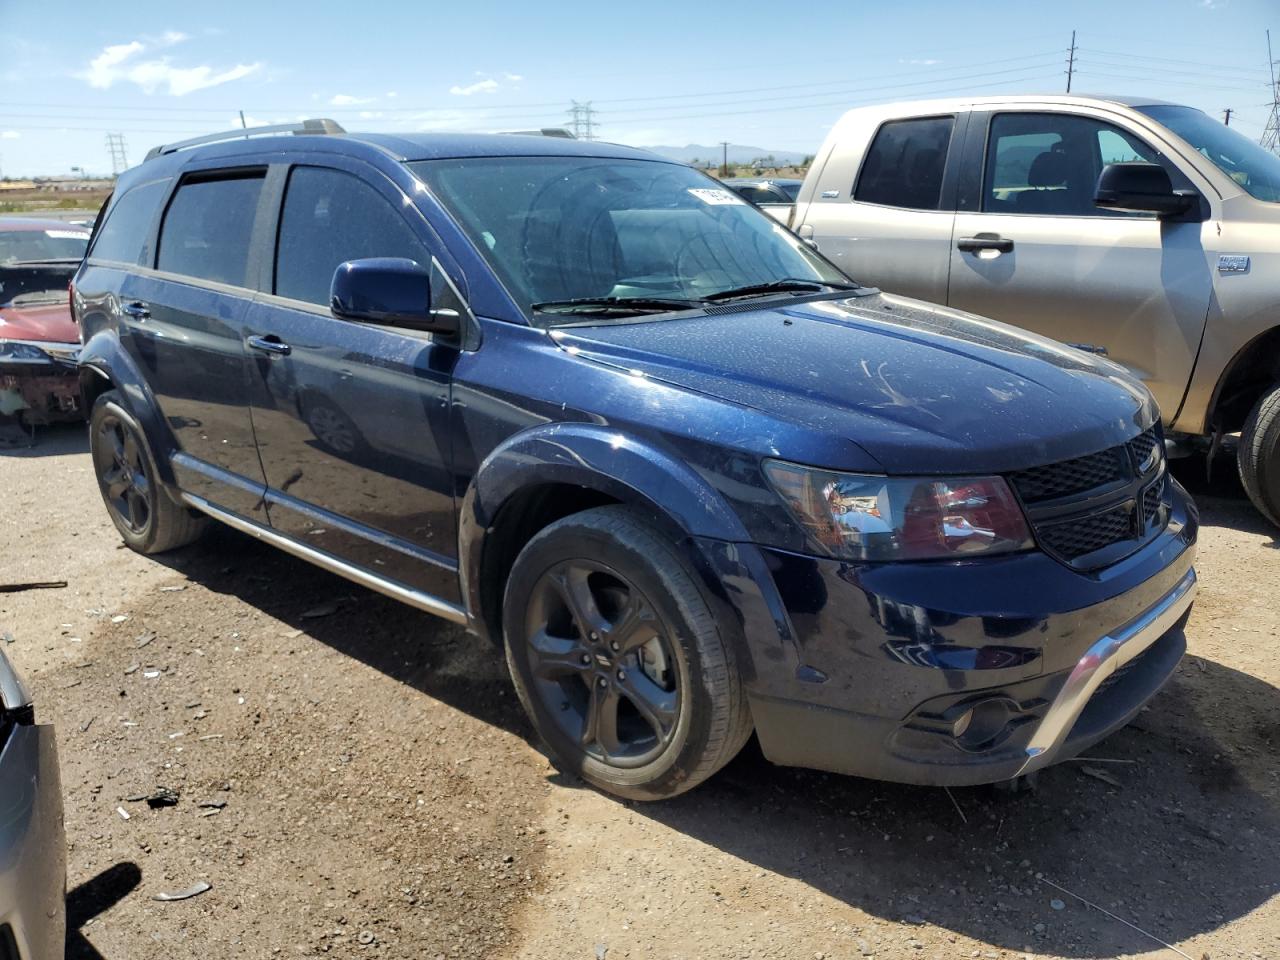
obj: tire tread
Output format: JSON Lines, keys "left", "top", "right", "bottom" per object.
{"left": 1238, "top": 384, "right": 1280, "bottom": 529}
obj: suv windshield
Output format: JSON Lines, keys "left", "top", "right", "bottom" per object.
{"left": 409, "top": 157, "right": 849, "bottom": 318}
{"left": 1139, "top": 104, "right": 1280, "bottom": 202}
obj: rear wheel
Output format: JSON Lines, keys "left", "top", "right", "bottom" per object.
{"left": 1237, "top": 382, "right": 1280, "bottom": 529}
{"left": 89, "top": 391, "right": 205, "bottom": 554}
{"left": 503, "top": 506, "right": 752, "bottom": 801}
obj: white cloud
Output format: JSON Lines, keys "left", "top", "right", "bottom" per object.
{"left": 450, "top": 78, "right": 499, "bottom": 96}
{"left": 79, "top": 37, "right": 261, "bottom": 96}
{"left": 1, "top": 130, "right": 19, "bottom": 139}
{"left": 1200, "top": 0, "right": 1225, "bottom": 7}
{"left": 504, "top": 73, "right": 523, "bottom": 82}
{"left": 385, "top": 91, "right": 398, "bottom": 98}
{"left": 900, "top": 58, "right": 941, "bottom": 66}
{"left": 330, "top": 93, "right": 375, "bottom": 106}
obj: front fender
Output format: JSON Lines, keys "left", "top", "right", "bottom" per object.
{"left": 458, "top": 422, "right": 753, "bottom": 626}
{"left": 78, "top": 330, "right": 178, "bottom": 486}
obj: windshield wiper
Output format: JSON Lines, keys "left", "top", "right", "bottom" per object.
{"left": 531, "top": 296, "right": 704, "bottom": 317}
{"left": 703, "top": 278, "right": 859, "bottom": 302}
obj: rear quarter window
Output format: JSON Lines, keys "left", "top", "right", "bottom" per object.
{"left": 88, "top": 179, "right": 168, "bottom": 266}
{"left": 157, "top": 173, "right": 265, "bottom": 287}
{"left": 853, "top": 116, "right": 955, "bottom": 211}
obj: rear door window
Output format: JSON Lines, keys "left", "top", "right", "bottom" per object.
{"left": 853, "top": 116, "right": 955, "bottom": 210}
{"left": 274, "top": 166, "right": 429, "bottom": 306}
{"left": 157, "top": 173, "right": 265, "bottom": 286}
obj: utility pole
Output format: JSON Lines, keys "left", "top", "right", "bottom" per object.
{"left": 104, "top": 133, "right": 129, "bottom": 176}
{"left": 1065, "top": 30, "right": 1077, "bottom": 93}
{"left": 567, "top": 101, "right": 599, "bottom": 140}
{"left": 239, "top": 110, "right": 247, "bottom": 130}
{"left": 719, "top": 141, "right": 730, "bottom": 177}
{"left": 1263, "top": 29, "right": 1280, "bottom": 154}
{"left": 1223, "top": 108, "right": 1234, "bottom": 126}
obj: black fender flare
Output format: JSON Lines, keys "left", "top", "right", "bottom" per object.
{"left": 77, "top": 331, "right": 179, "bottom": 486}
{"left": 457, "top": 422, "right": 752, "bottom": 632}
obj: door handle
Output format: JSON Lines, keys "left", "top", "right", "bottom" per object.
{"left": 957, "top": 235, "right": 1014, "bottom": 254}
{"left": 246, "top": 334, "right": 291, "bottom": 356}
{"left": 121, "top": 300, "right": 150, "bottom": 320}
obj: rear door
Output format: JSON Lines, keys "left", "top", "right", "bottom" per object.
{"left": 122, "top": 166, "right": 269, "bottom": 517}
{"left": 798, "top": 113, "right": 962, "bottom": 303}
{"left": 947, "top": 108, "right": 1214, "bottom": 421}
{"left": 242, "top": 160, "right": 461, "bottom": 602}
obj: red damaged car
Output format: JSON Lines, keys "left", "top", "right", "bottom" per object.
{"left": 0, "top": 218, "right": 89, "bottom": 435}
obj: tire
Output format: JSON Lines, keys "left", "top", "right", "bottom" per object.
{"left": 1238, "top": 382, "right": 1280, "bottom": 529}
{"left": 89, "top": 390, "right": 206, "bottom": 554}
{"left": 502, "top": 506, "right": 753, "bottom": 801}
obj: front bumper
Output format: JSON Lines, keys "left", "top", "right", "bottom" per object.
{"left": 693, "top": 479, "right": 1198, "bottom": 786}
{"left": 0, "top": 345, "right": 82, "bottom": 424}
{"left": 0, "top": 719, "right": 66, "bottom": 960}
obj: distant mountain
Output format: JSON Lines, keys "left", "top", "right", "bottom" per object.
{"left": 642, "top": 143, "right": 811, "bottom": 166}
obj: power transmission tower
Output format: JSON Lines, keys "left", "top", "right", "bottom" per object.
{"left": 1263, "top": 30, "right": 1280, "bottom": 154}
{"left": 105, "top": 133, "right": 129, "bottom": 175}
{"left": 567, "top": 101, "right": 599, "bottom": 140}
{"left": 1065, "top": 30, "right": 1077, "bottom": 93}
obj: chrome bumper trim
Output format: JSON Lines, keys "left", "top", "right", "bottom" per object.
{"left": 1018, "top": 567, "right": 1197, "bottom": 775}
{"left": 181, "top": 493, "right": 468, "bottom": 625}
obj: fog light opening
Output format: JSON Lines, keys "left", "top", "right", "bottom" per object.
{"left": 953, "top": 698, "right": 1018, "bottom": 752}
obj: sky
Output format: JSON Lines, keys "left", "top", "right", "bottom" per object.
{"left": 0, "top": 0, "right": 1275, "bottom": 177}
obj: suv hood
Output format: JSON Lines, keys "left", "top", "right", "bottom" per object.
{"left": 554, "top": 292, "right": 1156, "bottom": 475}
{"left": 0, "top": 301, "right": 77, "bottom": 344}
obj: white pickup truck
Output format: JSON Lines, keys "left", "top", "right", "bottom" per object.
{"left": 787, "top": 95, "right": 1280, "bottom": 526}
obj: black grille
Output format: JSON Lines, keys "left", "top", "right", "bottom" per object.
{"left": 1036, "top": 505, "right": 1134, "bottom": 558}
{"left": 1008, "top": 427, "right": 1167, "bottom": 568}
{"left": 1009, "top": 447, "right": 1126, "bottom": 503}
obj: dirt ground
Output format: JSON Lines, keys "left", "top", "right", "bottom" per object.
{"left": 1, "top": 423, "right": 1276, "bottom": 960}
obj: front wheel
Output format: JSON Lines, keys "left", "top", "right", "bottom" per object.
{"left": 89, "top": 391, "right": 206, "bottom": 554}
{"left": 502, "top": 506, "right": 752, "bottom": 801}
{"left": 1238, "top": 383, "right": 1280, "bottom": 529}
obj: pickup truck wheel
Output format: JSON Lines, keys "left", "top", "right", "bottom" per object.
{"left": 1238, "top": 383, "right": 1280, "bottom": 529}
{"left": 89, "top": 391, "right": 206, "bottom": 554}
{"left": 502, "top": 506, "right": 752, "bottom": 801}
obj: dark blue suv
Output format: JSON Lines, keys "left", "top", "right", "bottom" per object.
{"left": 73, "top": 121, "right": 1198, "bottom": 800}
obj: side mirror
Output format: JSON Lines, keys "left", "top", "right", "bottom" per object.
{"left": 330, "top": 257, "right": 459, "bottom": 336}
{"left": 1093, "top": 162, "right": 1195, "bottom": 217}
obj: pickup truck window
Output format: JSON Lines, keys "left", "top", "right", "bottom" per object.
{"left": 1138, "top": 103, "right": 1280, "bottom": 203}
{"left": 853, "top": 116, "right": 954, "bottom": 211}
{"left": 983, "top": 113, "right": 1157, "bottom": 217}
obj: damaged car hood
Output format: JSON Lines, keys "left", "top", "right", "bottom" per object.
{"left": 0, "top": 301, "right": 78, "bottom": 344}
{"left": 553, "top": 291, "right": 1157, "bottom": 475}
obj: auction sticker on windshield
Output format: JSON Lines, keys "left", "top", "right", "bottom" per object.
{"left": 687, "top": 188, "right": 743, "bottom": 205}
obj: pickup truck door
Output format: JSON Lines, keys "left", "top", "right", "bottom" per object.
{"left": 946, "top": 108, "right": 1214, "bottom": 422}
{"left": 797, "top": 112, "right": 963, "bottom": 304}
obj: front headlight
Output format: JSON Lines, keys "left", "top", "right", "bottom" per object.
{"left": 763, "top": 460, "right": 1033, "bottom": 562}
{"left": 0, "top": 340, "right": 54, "bottom": 362}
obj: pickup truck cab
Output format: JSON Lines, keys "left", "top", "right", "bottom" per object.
{"left": 791, "top": 95, "right": 1280, "bottom": 526}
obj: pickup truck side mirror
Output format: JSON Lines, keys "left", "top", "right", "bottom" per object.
{"left": 1093, "top": 162, "right": 1196, "bottom": 217}
{"left": 330, "top": 257, "right": 459, "bottom": 337}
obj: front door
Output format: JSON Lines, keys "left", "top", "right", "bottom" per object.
{"left": 947, "top": 110, "right": 1214, "bottom": 422}
{"left": 243, "top": 163, "right": 460, "bottom": 602}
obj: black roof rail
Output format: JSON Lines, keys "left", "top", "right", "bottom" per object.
{"left": 144, "top": 118, "right": 346, "bottom": 162}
